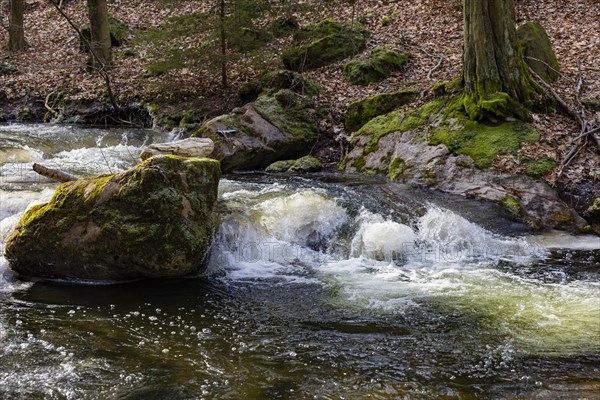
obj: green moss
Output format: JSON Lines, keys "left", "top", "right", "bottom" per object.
{"left": 586, "top": 198, "right": 600, "bottom": 231}
{"left": 433, "top": 78, "right": 463, "bottom": 97}
{"left": 239, "top": 69, "right": 321, "bottom": 103}
{"left": 343, "top": 60, "right": 385, "bottom": 86}
{"left": 253, "top": 90, "right": 318, "bottom": 141}
{"left": 517, "top": 21, "right": 560, "bottom": 83}
{"left": 18, "top": 107, "right": 35, "bottom": 122}
{"left": 428, "top": 96, "right": 539, "bottom": 168}
{"left": 354, "top": 156, "right": 366, "bottom": 171}
{"left": 272, "top": 15, "right": 300, "bottom": 37}
{"left": 358, "top": 97, "right": 447, "bottom": 154}
{"left": 381, "top": 16, "right": 391, "bottom": 26}
{"left": 525, "top": 157, "right": 556, "bottom": 178}
{"left": 581, "top": 98, "right": 600, "bottom": 112}
{"left": 143, "top": 59, "right": 185, "bottom": 78}
{"left": 388, "top": 157, "right": 413, "bottom": 180}
{"left": 343, "top": 47, "right": 409, "bottom": 85}
{"left": 265, "top": 159, "right": 295, "bottom": 172}
{"left": 282, "top": 19, "right": 369, "bottom": 71}
{"left": 345, "top": 88, "right": 419, "bottom": 132}
{"left": 288, "top": 155, "right": 323, "bottom": 172}
{"left": 370, "top": 47, "right": 409, "bottom": 70}
{"left": 229, "top": 27, "right": 274, "bottom": 52}
{"left": 422, "top": 168, "right": 436, "bottom": 185}
{"left": 500, "top": 196, "right": 526, "bottom": 221}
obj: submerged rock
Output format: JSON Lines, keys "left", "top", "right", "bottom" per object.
{"left": 5, "top": 155, "right": 221, "bottom": 281}
{"left": 282, "top": 19, "right": 368, "bottom": 71}
{"left": 193, "top": 90, "right": 318, "bottom": 172}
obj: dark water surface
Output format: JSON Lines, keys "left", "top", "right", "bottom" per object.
{"left": 1, "top": 124, "right": 599, "bottom": 399}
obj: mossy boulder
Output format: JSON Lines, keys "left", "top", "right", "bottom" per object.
{"left": 229, "top": 27, "right": 274, "bottom": 52}
{"left": 80, "top": 16, "right": 130, "bottom": 51}
{"left": 525, "top": 157, "right": 556, "bottom": 178}
{"left": 585, "top": 198, "right": 600, "bottom": 234}
{"left": 0, "top": 62, "right": 18, "bottom": 76}
{"left": 5, "top": 155, "right": 221, "bottom": 281}
{"left": 340, "top": 95, "right": 586, "bottom": 231}
{"left": 343, "top": 47, "right": 409, "bottom": 85}
{"left": 266, "top": 155, "right": 322, "bottom": 173}
{"left": 265, "top": 159, "right": 296, "bottom": 172}
{"left": 282, "top": 19, "right": 369, "bottom": 72}
{"left": 239, "top": 69, "right": 321, "bottom": 104}
{"left": 427, "top": 96, "right": 539, "bottom": 168}
{"left": 272, "top": 16, "right": 300, "bottom": 37}
{"left": 581, "top": 98, "right": 600, "bottom": 112}
{"left": 345, "top": 88, "right": 419, "bottom": 132}
{"left": 18, "top": 107, "right": 36, "bottom": 122}
{"left": 517, "top": 21, "right": 560, "bottom": 83}
{"left": 193, "top": 90, "right": 318, "bottom": 172}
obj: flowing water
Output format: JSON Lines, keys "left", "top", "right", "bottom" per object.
{"left": 0, "top": 124, "right": 599, "bottom": 399}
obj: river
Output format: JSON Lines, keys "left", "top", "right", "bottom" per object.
{"left": 1, "top": 124, "right": 599, "bottom": 399}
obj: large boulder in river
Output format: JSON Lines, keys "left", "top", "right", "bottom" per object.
{"left": 5, "top": 155, "right": 221, "bottom": 281}
{"left": 193, "top": 89, "right": 318, "bottom": 172}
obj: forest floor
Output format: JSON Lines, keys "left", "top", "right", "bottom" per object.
{"left": 1, "top": 0, "right": 599, "bottom": 187}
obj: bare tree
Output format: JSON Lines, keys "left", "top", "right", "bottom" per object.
{"left": 8, "top": 0, "right": 26, "bottom": 51}
{"left": 86, "top": 0, "right": 111, "bottom": 68}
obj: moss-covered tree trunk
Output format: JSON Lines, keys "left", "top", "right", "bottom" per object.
{"left": 86, "top": 0, "right": 112, "bottom": 68}
{"left": 462, "top": 0, "right": 539, "bottom": 120}
{"left": 8, "top": 0, "right": 26, "bottom": 51}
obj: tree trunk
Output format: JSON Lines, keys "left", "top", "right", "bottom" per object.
{"left": 86, "top": 0, "right": 112, "bottom": 69}
{"left": 8, "top": 0, "right": 26, "bottom": 51}
{"left": 462, "top": 0, "right": 539, "bottom": 120}
{"left": 219, "top": 0, "right": 228, "bottom": 89}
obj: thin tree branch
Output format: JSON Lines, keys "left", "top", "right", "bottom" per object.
{"left": 48, "top": 0, "right": 120, "bottom": 112}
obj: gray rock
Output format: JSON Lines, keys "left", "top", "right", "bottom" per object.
{"left": 193, "top": 91, "right": 318, "bottom": 172}
{"left": 344, "top": 129, "right": 587, "bottom": 232}
{"left": 140, "top": 137, "right": 214, "bottom": 161}
{"left": 266, "top": 155, "right": 323, "bottom": 173}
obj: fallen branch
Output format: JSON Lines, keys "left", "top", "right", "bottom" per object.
{"left": 44, "top": 90, "right": 59, "bottom": 121}
{"left": 528, "top": 66, "right": 600, "bottom": 177}
{"left": 33, "top": 163, "right": 79, "bottom": 183}
{"left": 427, "top": 56, "right": 444, "bottom": 81}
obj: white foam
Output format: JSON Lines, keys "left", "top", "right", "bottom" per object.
{"left": 258, "top": 191, "right": 346, "bottom": 245}
{"left": 417, "top": 206, "right": 537, "bottom": 263}
{"left": 350, "top": 210, "right": 416, "bottom": 261}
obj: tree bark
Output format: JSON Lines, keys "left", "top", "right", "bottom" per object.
{"left": 86, "top": 0, "right": 112, "bottom": 68}
{"left": 462, "top": 0, "right": 540, "bottom": 120}
{"left": 219, "top": 0, "right": 228, "bottom": 88}
{"left": 8, "top": 0, "right": 26, "bottom": 51}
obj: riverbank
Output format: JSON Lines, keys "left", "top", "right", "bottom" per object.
{"left": 1, "top": 0, "right": 599, "bottom": 232}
